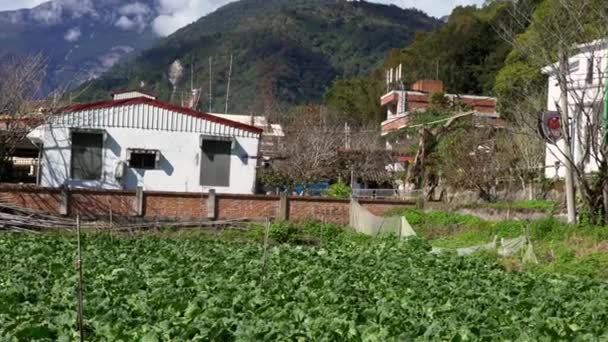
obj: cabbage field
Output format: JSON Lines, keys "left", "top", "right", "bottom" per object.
{"left": 2, "top": 232, "right": 608, "bottom": 340}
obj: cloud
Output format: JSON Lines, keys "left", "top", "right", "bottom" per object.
{"left": 64, "top": 27, "right": 81, "bottom": 41}
{"left": 28, "top": 0, "right": 97, "bottom": 24}
{"left": 150, "top": 0, "right": 486, "bottom": 36}
{"left": 0, "top": 0, "right": 46, "bottom": 11}
{"left": 2, "top": 0, "right": 487, "bottom": 35}
{"left": 115, "top": 2, "right": 153, "bottom": 32}
{"left": 152, "top": 0, "right": 229, "bottom": 36}
{"left": 371, "top": 0, "right": 485, "bottom": 17}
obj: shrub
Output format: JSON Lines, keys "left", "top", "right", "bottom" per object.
{"left": 269, "top": 221, "right": 299, "bottom": 243}
{"left": 325, "top": 181, "right": 352, "bottom": 199}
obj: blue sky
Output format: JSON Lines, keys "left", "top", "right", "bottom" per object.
{"left": 0, "top": 0, "right": 486, "bottom": 35}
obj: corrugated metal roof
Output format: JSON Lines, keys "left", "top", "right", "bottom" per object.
{"left": 58, "top": 97, "right": 263, "bottom": 134}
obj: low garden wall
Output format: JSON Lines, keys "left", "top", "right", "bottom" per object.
{"left": 0, "top": 185, "right": 418, "bottom": 225}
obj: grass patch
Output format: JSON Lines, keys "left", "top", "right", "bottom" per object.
{"left": 391, "top": 208, "right": 608, "bottom": 280}
{"left": 477, "top": 199, "right": 557, "bottom": 212}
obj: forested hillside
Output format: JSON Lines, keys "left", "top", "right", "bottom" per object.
{"left": 77, "top": 0, "right": 440, "bottom": 113}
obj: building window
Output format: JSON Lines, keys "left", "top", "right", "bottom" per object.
{"left": 71, "top": 131, "right": 104, "bottom": 180}
{"left": 128, "top": 149, "right": 160, "bottom": 170}
{"left": 200, "top": 138, "right": 232, "bottom": 187}
{"left": 587, "top": 57, "right": 595, "bottom": 84}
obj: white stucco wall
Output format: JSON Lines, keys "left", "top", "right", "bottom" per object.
{"left": 544, "top": 41, "right": 608, "bottom": 179}
{"left": 31, "top": 102, "right": 260, "bottom": 194}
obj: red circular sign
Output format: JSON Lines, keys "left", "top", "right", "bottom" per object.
{"left": 548, "top": 116, "right": 561, "bottom": 130}
{"left": 540, "top": 111, "right": 563, "bottom": 144}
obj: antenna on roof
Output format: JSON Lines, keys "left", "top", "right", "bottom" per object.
{"left": 225, "top": 53, "right": 233, "bottom": 114}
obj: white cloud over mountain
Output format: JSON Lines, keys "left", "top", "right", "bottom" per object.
{"left": 152, "top": 0, "right": 229, "bottom": 36}
{"left": 64, "top": 27, "right": 81, "bottom": 41}
{"left": 0, "top": 0, "right": 486, "bottom": 36}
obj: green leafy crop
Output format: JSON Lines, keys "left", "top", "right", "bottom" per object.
{"left": 1, "top": 233, "right": 608, "bottom": 340}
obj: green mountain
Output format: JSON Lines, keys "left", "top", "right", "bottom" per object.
{"left": 77, "top": 0, "right": 440, "bottom": 113}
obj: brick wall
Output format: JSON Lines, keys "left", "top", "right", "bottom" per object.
{"left": 216, "top": 194, "right": 279, "bottom": 220}
{"left": 70, "top": 189, "right": 136, "bottom": 218}
{"left": 0, "top": 185, "right": 416, "bottom": 224}
{"left": 0, "top": 185, "right": 62, "bottom": 214}
{"left": 289, "top": 197, "right": 351, "bottom": 224}
{"left": 145, "top": 192, "right": 206, "bottom": 219}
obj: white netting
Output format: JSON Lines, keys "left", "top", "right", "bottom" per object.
{"left": 348, "top": 201, "right": 537, "bottom": 263}
{"left": 430, "top": 237, "right": 497, "bottom": 256}
{"left": 456, "top": 236, "right": 498, "bottom": 256}
{"left": 432, "top": 235, "right": 538, "bottom": 263}
{"left": 522, "top": 240, "right": 539, "bottom": 264}
{"left": 349, "top": 200, "right": 416, "bottom": 239}
{"left": 498, "top": 236, "right": 527, "bottom": 256}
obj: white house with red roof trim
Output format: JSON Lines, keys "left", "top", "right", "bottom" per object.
{"left": 27, "top": 91, "right": 262, "bottom": 194}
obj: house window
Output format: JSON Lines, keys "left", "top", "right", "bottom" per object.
{"left": 200, "top": 138, "right": 232, "bottom": 187}
{"left": 128, "top": 149, "right": 160, "bottom": 170}
{"left": 71, "top": 131, "right": 104, "bottom": 180}
{"left": 586, "top": 57, "right": 595, "bottom": 84}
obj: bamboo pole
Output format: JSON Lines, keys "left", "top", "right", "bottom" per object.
{"left": 76, "top": 215, "right": 85, "bottom": 342}
{"left": 261, "top": 217, "right": 271, "bottom": 278}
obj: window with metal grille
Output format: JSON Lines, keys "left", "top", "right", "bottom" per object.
{"left": 128, "top": 149, "right": 160, "bottom": 170}
{"left": 71, "top": 131, "right": 104, "bottom": 180}
{"left": 200, "top": 138, "right": 232, "bottom": 187}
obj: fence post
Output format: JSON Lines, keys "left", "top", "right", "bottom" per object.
{"left": 277, "top": 192, "right": 289, "bottom": 221}
{"left": 59, "top": 184, "right": 69, "bottom": 216}
{"left": 134, "top": 186, "right": 144, "bottom": 217}
{"left": 207, "top": 189, "right": 217, "bottom": 220}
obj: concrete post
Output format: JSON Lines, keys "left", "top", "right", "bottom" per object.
{"left": 277, "top": 192, "right": 289, "bottom": 221}
{"left": 59, "top": 184, "right": 69, "bottom": 216}
{"left": 207, "top": 189, "right": 217, "bottom": 220}
{"left": 135, "top": 186, "right": 144, "bottom": 217}
{"left": 558, "top": 48, "right": 577, "bottom": 224}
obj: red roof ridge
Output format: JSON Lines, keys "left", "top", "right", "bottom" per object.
{"left": 58, "top": 97, "right": 263, "bottom": 134}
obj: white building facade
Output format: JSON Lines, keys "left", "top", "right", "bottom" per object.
{"left": 543, "top": 40, "right": 608, "bottom": 179}
{"left": 28, "top": 92, "right": 262, "bottom": 194}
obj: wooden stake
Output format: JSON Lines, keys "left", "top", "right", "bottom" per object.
{"left": 108, "top": 198, "right": 113, "bottom": 230}
{"left": 76, "top": 215, "right": 85, "bottom": 342}
{"left": 261, "top": 217, "right": 271, "bottom": 277}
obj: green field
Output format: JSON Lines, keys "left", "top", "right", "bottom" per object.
{"left": 2, "top": 228, "right": 608, "bottom": 341}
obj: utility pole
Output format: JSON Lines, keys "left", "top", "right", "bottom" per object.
{"left": 225, "top": 54, "right": 233, "bottom": 114}
{"left": 559, "top": 46, "right": 577, "bottom": 224}
{"left": 208, "top": 56, "right": 213, "bottom": 113}
{"left": 190, "top": 55, "right": 195, "bottom": 91}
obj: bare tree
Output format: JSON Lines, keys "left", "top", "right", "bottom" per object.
{"left": 260, "top": 106, "right": 394, "bottom": 194}
{"left": 0, "top": 54, "right": 48, "bottom": 181}
{"left": 510, "top": 122, "right": 546, "bottom": 200}
{"left": 437, "top": 127, "right": 516, "bottom": 202}
{"left": 497, "top": 0, "right": 608, "bottom": 223}
{"left": 266, "top": 106, "right": 343, "bottom": 193}
{"left": 338, "top": 123, "right": 394, "bottom": 186}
